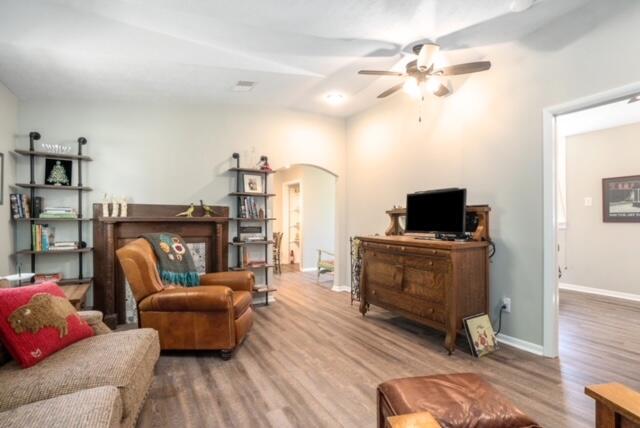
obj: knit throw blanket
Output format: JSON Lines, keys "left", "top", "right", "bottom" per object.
{"left": 141, "top": 233, "right": 200, "bottom": 287}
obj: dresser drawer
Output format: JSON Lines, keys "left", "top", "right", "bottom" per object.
{"left": 364, "top": 252, "right": 403, "bottom": 291}
{"left": 402, "top": 266, "right": 446, "bottom": 303}
{"left": 367, "top": 285, "right": 445, "bottom": 324}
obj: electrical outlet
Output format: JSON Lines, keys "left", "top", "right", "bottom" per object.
{"left": 502, "top": 297, "right": 512, "bottom": 313}
{"left": 584, "top": 197, "right": 593, "bottom": 207}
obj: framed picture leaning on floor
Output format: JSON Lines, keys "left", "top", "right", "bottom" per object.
{"left": 603, "top": 175, "right": 640, "bottom": 223}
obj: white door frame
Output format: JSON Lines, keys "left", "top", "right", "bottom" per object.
{"left": 542, "top": 82, "right": 640, "bottom": 357}
{"left": 281, "top": 179, "right": 303, "bottom": 268}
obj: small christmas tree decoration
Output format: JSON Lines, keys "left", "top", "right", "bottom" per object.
{"left": 46, "top": 160, "right": 70, "bottom": 186}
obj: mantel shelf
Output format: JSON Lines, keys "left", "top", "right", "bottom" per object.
{"left": 14, "top": 217, "right": 93, "bottom": 222}
{"left": 15, "top": 183, "right": 93, "bottom": 191}
{"left": 96, "top": 216, "right": 229, "bottom": 224}
{"left": 13, "top": 149, "right": 93, "bottom": 161}
{"left": 228, "top": 167, "right": 275, "bottom": 175}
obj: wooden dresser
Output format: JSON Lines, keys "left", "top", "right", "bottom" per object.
{"left": 358, "top": 235, "right": 489, "bottom": 354}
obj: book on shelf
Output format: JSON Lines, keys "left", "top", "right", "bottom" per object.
{"left": 10, "top": 193, "right": 32, "bottom": 219}
{"left": 240, "top": 197, "right": 261, "bottom": 219}
{"left": 39, "top": 207, "right": 78, "bottom": 219}
{"left": 31, "top": 224, "right": 51, "bottom": 251}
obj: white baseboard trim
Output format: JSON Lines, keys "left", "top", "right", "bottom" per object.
{"left": 301, "top": 267, "right": 318, "bottom": 272}
{"left": 496, "top": 333, "right": 544, "bottom": 356}
{"left": 559, "top": 282, "right": 640, "bottom": 302}
{"left": 331, "top": 285, "right": 350, "bottom": 293}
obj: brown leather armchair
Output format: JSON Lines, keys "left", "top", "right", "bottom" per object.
{"left": 116, "top": 238, "right": 254, "bottom": 359}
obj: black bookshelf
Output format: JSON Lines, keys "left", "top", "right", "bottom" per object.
{"left": 12, "top": 132, "right": 92, "bottom": 285}
{"left": 228, "top": 153, "right": 276, "bottom": 305}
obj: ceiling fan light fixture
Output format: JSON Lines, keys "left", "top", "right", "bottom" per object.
{"left": 426, "top": 77, "right": 442, "bottom": 94}
{"left": 324, "top": 92, "right": 346, "bottom": 105}
{"left": 402, "top": 77, "right": 421, "bottom": 98}
{"left": 417, "top": 43, "right": 440, "bottom": 72}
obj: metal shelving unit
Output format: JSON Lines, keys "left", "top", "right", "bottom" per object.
{"left": 12, "top": 132, "right": 93, "bottom": 285}
{"left": 228, "top": 153, "right": 276, "bottom": 305}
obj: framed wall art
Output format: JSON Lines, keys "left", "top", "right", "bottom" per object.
{"left": 602, "top": 175, "right": 640, "bottom": 223}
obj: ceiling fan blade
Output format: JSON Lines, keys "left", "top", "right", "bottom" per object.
{"left": 628, "top": 95, "right": 640, "bottom": 104}
{"left": 438, "top": 61, "right": 491, "bottom": 76}
{"left": 359, "top": 70, "right": 405, "bottom": 76}
{"left": 433, "top": 84, "right": 451, "bottom": 97}
{"left": 378, "top": 83, "right": 404, "bottom": 99}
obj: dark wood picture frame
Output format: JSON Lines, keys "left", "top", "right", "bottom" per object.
{"left": 602, "top": 175, "right": 640, "bottom": 223}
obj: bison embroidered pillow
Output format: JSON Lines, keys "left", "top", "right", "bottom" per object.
{"left": 0, "top": 282, "right": 94, "bottom": 368}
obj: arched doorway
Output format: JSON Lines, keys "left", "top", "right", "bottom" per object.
{"left": 273, "top": 164, "right": 338, "bottom": 288}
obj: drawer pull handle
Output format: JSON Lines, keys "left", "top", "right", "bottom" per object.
{"left": 427, "top": 308, "right": 434, "bottom": 313}
{"left": 372, "top": 290, "right": 376, "bottom": 295}
{"left": 432, "top": 250, "right": 436, "bottom": 254}
{"left": 428, "top": 261, "right": 434, "bottom": 266}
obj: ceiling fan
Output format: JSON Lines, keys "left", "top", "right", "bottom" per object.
{"left": 358, "top": 43, "right": 491, "bottom": 99}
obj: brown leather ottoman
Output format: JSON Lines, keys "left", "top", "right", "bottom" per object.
{"left": 377, "top": 373, "right": 540, "bottom": 428}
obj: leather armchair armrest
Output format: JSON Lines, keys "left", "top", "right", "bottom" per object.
{"left": 199, "top": 271, "right": 254, "bottom": 292}
{"left": 138, "top": 286, "right": 233, "bottom": 312}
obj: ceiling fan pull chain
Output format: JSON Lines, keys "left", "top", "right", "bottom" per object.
{"left": 418, "top": 95, "right": 424, "bottom": 123}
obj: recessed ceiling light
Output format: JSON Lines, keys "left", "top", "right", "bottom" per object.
{"left": 324, "top": 92, "right": 345, "bottom": 105}
{"left": 232, "top": 81, "right": 256, "bottom": 92}
{"left": 509, "top": 0, "right": 535, "bottom": 13}
{"left": 628, "top": 94, "right": 640, "bottom": 104}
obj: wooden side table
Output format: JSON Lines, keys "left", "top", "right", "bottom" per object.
{"left": 60, "top": 283, "right": 91, "bottom": 310}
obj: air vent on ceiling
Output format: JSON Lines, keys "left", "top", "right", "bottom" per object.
{"left": 232, "top": 81, "right": 256, "bottom": 92}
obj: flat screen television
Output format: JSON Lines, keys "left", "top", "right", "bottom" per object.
{"left": 405, "top": 188, "right": 467, "bottom": 235}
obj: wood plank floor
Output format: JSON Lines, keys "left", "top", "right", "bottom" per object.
{"left": 137, "top": 273, "right": 640, "bottom": 428}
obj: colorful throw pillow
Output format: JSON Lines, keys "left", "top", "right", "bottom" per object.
{"left": 0, "top": 282, "right": 94, "bottom": 368}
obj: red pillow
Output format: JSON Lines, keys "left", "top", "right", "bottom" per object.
{"left": 0, "top": 282, "right": 94, "bottom": 368}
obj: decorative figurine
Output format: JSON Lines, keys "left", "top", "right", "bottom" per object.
{"left": 257, "top": 155, "right": 272, "bottom": 172}
{"left": 200, "top": 200, "right": 215, "bottom": 217}
{"left": 110, "top": 196, "right": 120, "bottom": 217}
{"left": 176, "top": 204, "right": 195, "bottom": 217}
{"left": 102, "top": 194, "right": 110, "bottom": 217}
{"left": 119, "top": 196, "right": 128, "bottom": 217}
{"left": 258, "top": 208, "right": 265, "bottom": 219}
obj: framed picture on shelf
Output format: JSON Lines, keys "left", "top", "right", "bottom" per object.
{"left": 242, "top": 173, "right": 263, "bottom": 193}
{"left": 44, "top": 158, "right": 72, "bottom": 186}
{"left": 603, "top": 175, "right": 640, "bottom": 222}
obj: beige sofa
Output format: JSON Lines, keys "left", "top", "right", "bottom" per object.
{"left": 0, "top": 312, "right": 159, "bottom": 428}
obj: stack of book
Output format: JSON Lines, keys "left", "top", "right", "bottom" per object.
{"left": 49, "top": 241, "right": 79, "bottom": 252}
{"left": 31, "top": 224, "right": 51, "bottom": 251}
{"left": 9, "top": 194, "right": 31, "bottom": 219}
{"left": 239, "top": 197, "right": 260, "bottom": 219}
{"left": 39, "top": 207, "right": 78, "bottom": 219}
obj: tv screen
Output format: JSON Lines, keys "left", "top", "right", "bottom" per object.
{"left": 405, "top": 188, "right": 467, "bottom": 234}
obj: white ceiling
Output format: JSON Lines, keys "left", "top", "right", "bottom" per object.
{"left": 0, "top": 0, "right": 592, "bottom": 117}
{"left": 558, "top": 97, "right": 640, "bottom": 137}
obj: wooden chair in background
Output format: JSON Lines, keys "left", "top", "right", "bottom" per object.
{"left": 273, "top": 232, "right": 283, "bottom": 274}
{"left": 317, "top": 249, "right": 335, "bottom": 283}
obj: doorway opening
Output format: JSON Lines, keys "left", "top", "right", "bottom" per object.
{"left": 543, "top": 83, "right": 640, "bottom": 357}
{"left": 273, "top": 164, "right": 337, "bottom": 287}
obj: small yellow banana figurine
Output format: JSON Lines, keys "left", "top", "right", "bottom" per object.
{"left": 176, "top": 203, "right": 195, "bottom": 217}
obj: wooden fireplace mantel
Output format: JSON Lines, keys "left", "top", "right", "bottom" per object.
{"left": 92, "top": 203, "right": 229, "bottom": 328}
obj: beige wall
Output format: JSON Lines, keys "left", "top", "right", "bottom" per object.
{"left": 16, "top": 100, "right": 348, "bottom": 290}
{"left": 274, "top": 164, "right": 336, "bottom": 271}
{"left": 346, "top": 2, "right": 640, "bottom": 346}
{"left": 562, "top": 122, "right": 640, "bottom": 296}
{"left": 0, "top": 81, "right": 17, "bottom": 275}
